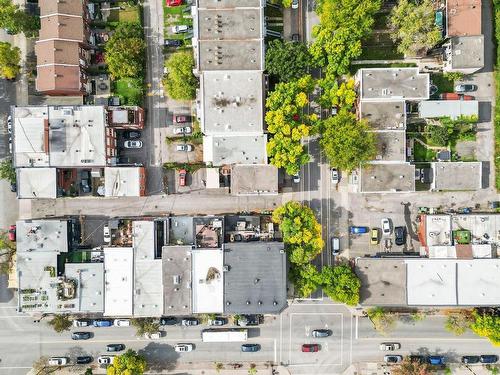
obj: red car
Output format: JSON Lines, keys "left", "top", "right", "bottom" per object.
{"left": 179, "top": 169, "right": 187, "bottom": 187}
{"left": 166, "top": 0, "right": 182, "bottom": 6}
{"left": 174, "top": 115, "right": 188, "bottom": 124}
{"left": 301, "top": 344, "right": 320, "bottom": 353}
{"left": 8, "top": 225, "right": 16, "bottom": 242}
{"left": 440, "top": 92, "right": 475, "bottom": 100}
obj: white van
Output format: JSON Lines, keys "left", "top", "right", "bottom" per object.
{"left": 331, "top": 237, "right": 340, "bottom": 255}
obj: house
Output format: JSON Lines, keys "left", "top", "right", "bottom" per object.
{"left": 431, "top": 161, "right": 482, "bottom": 191}
{"left": 203, "top": 135, "right": 267, "bottom": 165}
{"left": 359, "top": 163, "right": 416, "bottom": 193}
{"left": 104, "top": 167, "right": 146, "bottom": 197}
{"left": 418, "top": 100, "right": 479, "bottom": 120}
{"left": 230, "top": 164, "right": 279, "bottom": 196}
{"left": 36, "top": 0, "right": 91, "bottom": 96}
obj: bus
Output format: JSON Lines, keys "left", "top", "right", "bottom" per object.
{"left": 201, "top": 328, "right": 248, "bottom": 342}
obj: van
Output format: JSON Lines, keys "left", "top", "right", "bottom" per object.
{"left": 331, "top": 237, "right": 340, "bottom": 254}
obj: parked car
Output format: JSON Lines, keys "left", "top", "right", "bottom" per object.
{"left": 379, "top": 343, "right": 401, "bottom": 351}
{"left": 178, "top": 169, "right": 187, "bottom": 186}
{"left": 117, "top": 156, "right": 132, "bottom": 164}
{"left": 97, "top": 356, "right": 114, "bottom": 365}
{"left": 312, "top": 329, "right": 332, "bottom": 338}
{"left": 113, "top": 319, "right": 130, "bottom": 327}
{"left": 171, "top": 25, "right": 191, "bottom": 34}
{"left": 8, "top": 224, "right": 16, "bottom": 241}
{"left": 166, "top": 0, "right": 182, "bottom": 6}
{"left": 144, "top": 332, "right": 162, "bottom": 339}
{"left": 241, "top": 344, "right": 261, "bottom": 352}
{"left": 385, "top": 355, "right": 403, "bottom": 364}
{"left": 331, "top": 168, "right": 339, "bottom": 184}
{"left": 370, "top": 228, "right": 380, "bottom": 245}
{"left": 160, "top": 316, "right": 178, "bottom": 326}
{"left": 73, "top": 319, "right": 90, "bottom": 327}
{"left": 10, "top": 182, "right": 16, "bottom": 192}
{"left": 174, "top": 115, "right": 188, "bottom": 123}
{"left": 103, "top": 224, "right": 111, "bottom": 243}
{"left": 165, "top": 39, "right": 183, "bottom": 47}
{"left": 237, "top": 315, "right": 260, "bottom": 326}
{"left": 462, "top": 356, "right": 480, "bottom": 364}
{"left": 106, "top": 344, "right": 125, "bottom": 352}
{"left": 124, "top": 140, "right": 143, "bottom": 149}
{"left": 428, "top": 356, "right": 445, "bottom": 365}
{"left": 480, "top": 355, "right": 499, "bottom": 364}
{"left": 291, "top": 33, "right": 300, "bottom": 42}
{"left": 301, "top": 344, "right": 320, "bottom": 352}
{"left": 80, "top": 171, "right": 92, "bottom": 193}
{"left": 455, "top": 84, "right": 478, "bottom": 93}
{"left": 292, "top": 173, "right": 301, "bottom": 183}
{"left": 181, "top": 318, "right": 199, "bottom": 326}
{"left": 93, "top": 319, "right": 112, "bottom": 327}
{"left": 7, "top": 115, "right": 12, "bottom": 133}
{"left": 331, "top": 237, "right": 340, "bottom": 255}
{"left": 173, "top": 126, "right": 192, "bottom": 134}
{"left": 350, "top": 226, "right": 369, "bottom": 234}
{"left": 174, "top": 343, "right": 193, "bottom": 352}
{"left": 409, "top": 355, "right": 426, "bottom": 363}
{"left": 71, "top": 332, "right": 91, "bottom": 340}
{"left": 76, "top": 356, "right": 93, "bottom": 365}
{"left": 176, "top": 144, "right": 194, "bottom": 152}
{"left": 394, "top": 226, "right": 407, "bottom": 246}
{"left": 123, "top": 131, "right": 141, "bottom": 139}
{"left": 48, "top": 357, "right": 68, "bottom": 366}
{"left": 381, "top": 218, "right": 392, "bottom": 235}
{"left": 291, "top": 0, "right": 299, "bottom": 9}
{"left": 208, "top": 317, "right": 227, "bottom": 326}
{"left": 440, "top": 92, "right": 475, "bottom": 100}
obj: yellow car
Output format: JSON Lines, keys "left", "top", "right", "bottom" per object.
{"left": 370, "top": 228, "right": 380, "bottom": 245}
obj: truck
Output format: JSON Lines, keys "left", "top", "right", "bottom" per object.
{"left": 201, "top": 328, "right": 248, "bottom": 343}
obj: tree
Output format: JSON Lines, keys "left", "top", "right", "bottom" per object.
{"left": 0, "top": 0, "right": 39, "bottom": 36}
{"left": 269, "top": 0, "right": 292, "bottom": 6}
{"left": 389, "top": 0, "right": 442, "bottom": 56}
{"left": 0, "top": 231, "right": 16, "bottom": 275}
{"left": 289, "top": 263, "right": 321, "bottom": 297}
{"left": 105, "top": 22, "right": 146, "bottom": 80}
{"left": 428, "top": 124, "right": 450, "bottom": 146}
{"left": 47, "top": 314, "right": 72, "bottom": 333}
{"left": 265, "top": 39, "right": 312, "bottom": 82}
{"left": 319, "top": 112, "right": 377, "bottom": 171}
{"left": 470, "top": 310, "right": 500, "bottom": 345}
{"left": 309, "top": 0, "right": 381, "bottom": 78}
{"left": 320, "top": 265, "right": 361, "bottom": 306}
{"left": 131, "top": 318, "right": 160, "bottom": 337}
{"left": 366, "top": 307, "right": 396, "bottom": 334}
{"left": 163, "top": 51, "right": 197, "bottom": 100}
{"left": 0, "top": 42, "right": 20, "bottom": 79}
{"left": 107, "top": 349, "right": 147, "bottom": 375}
{"left": 319, "top": 77, "right": 357, "bottom": 110}
{"left": 0, "top": 158, "right": 16, "bottom": 183}
{"left": 248, "top": 364, "right": 258, "bottom": 375}
{"left": 392, "top": 357, "right": 433, "bottom": 375}
{"left": 444, "top": 309, "right": 474, "bottom": 335}
{"left": 32, "top": 356, "right": 55, "bottom": 375}
{"left": 214, "top": 362, "right": 224, "bottom": 373}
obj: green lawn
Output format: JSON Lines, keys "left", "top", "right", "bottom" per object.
{"left": 108, "top": 3, "right": 140, "bottom": 23}
{"left": 114, "top": 78, "right": 144, "bottom": 106}
{"left": 413, "top": 141, "right": 436, "bottom": 162}
{"left": 431, "top": 73, "right": 455, "bottom": 94}
{"left": 360, "top": 32, "right": 403, "bottom": 60}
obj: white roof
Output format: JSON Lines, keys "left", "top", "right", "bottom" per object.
{"left": 418, "top": 100, "right": 478, "bottom": 120}
{"left": 17, "top": 168, "right": 57, "bottom": 198}
{"left": 457, "top": 259, "right": 500, "bottom": 305}
{"left": 191, "top": 249, "right": 224, "bottom": 313}
{"left": 203, "top": 135, "right": 267, "bottom": 165}
{"left": 13, "top": 106, "right": 50, "bottom": 167}
{"left": 105, "top": 167, "right": 143, "bottom": 197}
{"left": 205, "top": 168, "right": 220, "bottom": 189}
{"left": 104, "top": 247, "right": 134, "bottom": 316}
{"left": 425, "top": 214, "right": 452, "bottom": 246}
{"left": 65, "top": 263, "right": 104, "bottom": 313}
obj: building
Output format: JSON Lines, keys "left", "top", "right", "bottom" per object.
{"left": 446, "top": 0, "right": 482, "bottom": 37}
{"left": 36, "top": 0, "right": 91, "bottom": 95}
{"left": 418, "top": 100, "right": 479, "bottom": 120}
{"left": 431, "top": 162, "right": 482, "bottom": 191}
{"left": 359, "top": 163, "right": 416, "bottom": 193}
{"left": 230, "top": 164, "right": 278, "bottom": 196}
{"left": 359, "top": 101, "right": 406, "bottom": 130}
{"left": 203, "top": 135, "right": 267, "bottom": 165}
{"left": 104, "top": 167, "right": 146, "bottom": 197}
{"left": 372, "top": 131, "right": 407, "bottom": 163}
{"left": 103, "top": 247, "right": 134, "bottom": 316}
{"left": 107, "top": 106, "right": 145, "bottom": 130}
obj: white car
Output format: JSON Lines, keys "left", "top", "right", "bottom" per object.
{"left": 114, "top": 319, "right": 130, "bottom": 327}
{"left": 379, "top": 342, "right": 401, "bottom": 351}
{"left": 292, "top": 173, "right": 301, "bottom": 183}
{"left": 381, "top": 218, "right": 392, "bottom": 236}
{"left": 171, "top": 25, "right": 190, "bottom": 34}
{"left": 331, "top": 168, "right": 339, "bottom": 184}
{"left": 173, "top": 126, "right": 192, "bottom": 135}
{"left": 48, "top": 357, "right": 68, "bottom": 366}
{"left": 103, "top": 224, "right": 111, "bottom": 243}
{"left": 73, "top": 319, "right": 89, "bottom": 327}
{"left": 98, "top": 356, "right": 115, "bottom": 365}
{"left": 176, "top": 144, "right": 194, "bottom": 152}
{"left": 291, "top": 0, "right": 299, "bottom": 9}
{"left": 144, "top": 331, "right": 162, "bottom": 339}
{"left": 7, "top": 115, "right": 12, "bottom": 133}
{"left": 124, "top": 140, "right": 143, "bottom": 149}
{"left": 174, "top": 343, "right": 193, "bottom": 352}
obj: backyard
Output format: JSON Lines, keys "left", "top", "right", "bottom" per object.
{"left": 108, "top": 3, "right": 141, "bottom": 23}
{"left": 358, "top": 10, "right": 403, "bottom": 61}
{"left": 114, "top": 78, "right": 144, "bottom": 106}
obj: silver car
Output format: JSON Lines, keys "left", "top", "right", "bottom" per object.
{"left": 176, "top": 144, "right": 194, "bottom": 152}
{"left": 124, "top": 140, "right": 143, "bottom": 149}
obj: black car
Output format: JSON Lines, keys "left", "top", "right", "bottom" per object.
{"left": 80, "top": 171, "right": 92, "bottom": 193}
{"left": 409, "top": 355, "right": 426, "bottom": 364}
{"left": 123, "top": 130, "right": 141, "bottom": 139}
{"left": 480, "top": 355, "right": 499, "bottom": 364}
{"left": 72, "top": 331, "right": 91, "bottom": 340}
{"left": 241, "top": 344, "right": 261, "bottom": 352}
{"left": 10, "top": 182, "right": 16, "bottom": 192}
{"left": 106, "top": 344, "right": 125, "bottom": 352}
{"left": 164, "top": 39, "right": 183, "bottom": 47}
{"left": 462, "top": 356, "right": 480, "bottom": 364}
{"left": 76, "top": 356, "right": 93, "bottom": 364}
{"left": 160, "top": 316, "right": 178, "bottom": 326}
{"left": 312, "top": 329, "right": 332, "bottom": 338}
{"left": 394, "top": 226, "right": 406, "bottom": 246}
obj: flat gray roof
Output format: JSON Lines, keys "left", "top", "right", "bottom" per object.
{"left": 17, "top": 219, "right": 69, "bottom": 254}
{"left": 356, "top": 258, "right": 407, "bottom": 306}
{"left": 198, "top": 0, "right": 262, "bottom": 7}
{"left": 418, "top": 100, "right": 479, "bottom": 120}
{"left": 65, "top": 263, "right": 104, "bottom": 313}
{"left": 196, "top": 8, "right": 262, "bottom": 41}
{"left": 360, "top": 163, "right": 415, "bottom": 192}
{"left": 169, "top": 217, "right": 195, "bottom": 245}
{"left": 17, "top": 168, "right": 57, "bottom": 199}
{"left": 360, "top": 101, "right": 406, "bottom": 130}
{"left": 231, "top": 164, "right": 278, "bottom": 196}
{"left": 449, "top": 36, "right": 484, "bottom": 70}
{"left": 373, "top": 131, "right": 406, "bottom": 162}
{"left": 431, "top": 162, "right": 482, "bottom": 191}
{"left": 224, "top": 242, "right": 287, "bottom": 314}
{"left": 359, "top": 68, "right": 430, "bottom": 100}
{"left": 162, "top": 245, "right": 192, "bottom": 315}
{"left": 201, "top": 71, "right": 264, "bottom": 135}
{"left": 198, "top": 40, "right": 263, "bottom": 71}
{"left": 203, "top": 135, "right": 267, "bottom": 165}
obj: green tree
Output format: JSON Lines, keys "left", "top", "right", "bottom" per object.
{"left": 47, "top": 315, "right": 72, "bottom": 333}
{"left": 367, "top": 307, "right": 396, "bottom": 334}
{"left": 131, "top": 318, "right": 160, "bottom": 337}
{"left": 84, "top": 369, "right": 93, "bottom": 375}
{"left": 319, "top": 112, "right": 377, "bottom": 171}
{"left": 389, "top": 0, "right": 442, "bottom": 56}
{"left": 428, "top": 125, "right": 450, "bottom": 146}
{"left": 0, "top": 0, "right": 39, "bottom": 36}
{"left": 444, "top": 309, "right": 473, "bottom": 335}
{"left": 265, "top": 39, "right": 312, "bottom": 82}
{"left": 248, "top": 364, "right": 258, "bottom": 375}
{"left": 163, "top": 51, "right": 197, "bottom": 100}
{"left": 309, "top": 0, "right": 381, "bottom": 78}
{"left": 214, "top": 362, "right": 224, "bottom": 373}
{"left": 289, "top": 263, "right": 321, "bottom": 297}
{"left": 320, "top": 265, "right": 360, "bottom": 306}
{"left": 107, "top": 349, "right": 147, "bottom": 375}
{"left": 391, "top": 357, "right": 432, "bottom": 375}
{"left": 470, "top": 310, "right": 500, "bottom": 345}
{"left": 0, "top": 231, "right": 16, "bottom": 275}
{"left": 0, "top": 158, "right": 16, "bottom": 183}
{"left": 319, "top": 77, "right": 357, "bottom": 110}
{"left": 0, "top": 42, "right": 20, "bottom": 79}
{"left": 269, "top": 0, "right": 292, "bottom": 6}
{"left": 105, "top": 22, "right": 146, "bottom": 79}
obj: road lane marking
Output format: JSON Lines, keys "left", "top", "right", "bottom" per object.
{"left": 274, "top": 338, "right": 277, "bottom": 364}
{"left": 355, "top": 316, "right": 358, "bottom": 340}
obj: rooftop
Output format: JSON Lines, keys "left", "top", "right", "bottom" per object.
{"left": 65, "top": 263, "right": 104, "bottom": 313}
{"left": 16, "top": 219, "right": 69, "bottom": 255}
{"left": 104, "top": 247, "right": 134, "bottom": 316}
{"left": 196, "top": 8, "right": 262, "bottom": 41}
{"left": 418, "top": 100, "right": 479, "bottom": 119}
{"left": 39, "top": 0, "right": 86, "bottom": 17}
{"left": 162, "top": 245, "right": 192, "bottom": 315}
{"left": 424, "top": 214, "right": 453, "bottom": 247}
{"left": 230, "top": 164, "right": 278, "bottom": 195}
{"left": 201, "top": 71, "right": 264, "bottom": 135}
{"left": 223, "top": 242, "right": 287, "bottom": 314}
{"left": 197, "top": 40, "right": 263, "bottom": 71}
{"left": 457, "top": 259, "right": 500, "bottom": 305}
{"left": 35, "top": 40, "right": 81, "bottom": 66}
{"left": 169, "top": 217, "right": 195, "bottom": 245}
{"left": 447, "top": 36, "right": 484, "bottom": 70}
{"left": 446, "top": 0, "right": 482, "bottom": 37}
{"left": 197, "top": 0, "right": 262, "bottom": 8}
{"left": 360, "top": 163, "right": 415, "bottom": 193}
{"left": 360, "top": 101, "right": 406, "bottom": 130}
{"left": 39, "top": 15, "right": 85, "bottom": 41}
{"left": 105, "top": 167, "right": 144, "bottom": 197}
{"left": 203, "top": 135, "right": 267, "bottom": 165}
{"left": 191, "top": 248, "right": 224, "bottom": 313}
{"left": 358, "top": 68, "right": 430, "bottom": 101}
{"left": 372, "top": 131, "right": 406, "bottom": 163}
{"left": 36, "top": 65, "right": 84, "bottom": 94}
{"left": 13, "top": 106, "right": 49, "bottom": 168}
{"left": 431, "top": 161, "right": 482, "bottom": 191}
{"left": 17, "top": 168, "right": 57, "bottom": 199}
{"left": 450, "top": 214, "right": 500, "bottom": 244}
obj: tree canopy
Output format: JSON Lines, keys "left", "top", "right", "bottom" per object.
{"left": 107, "top": 349, "right": 147, "bottom": 375}
{"left": 0, "top": 231, "right": 16, "bottom": 275}
{"left": 0, "top": 42, "right": 20, "bottom": 79}
{"left": 0, "top": 158, "right": 16, "bottom": 183}
{"left": 470, "top": 310, "right": 500, "bottom": 345}
{"left": 444, "top": 309, "right": 473, "bottom": 335}
{"left": 320, "top": 265, "right": 361, "bottom": 306}
{"left": 47, "top": 314, "right": 72, "bottom": 333}
{"left": 318, "top": 77, "right": 357, "bottom": 110}
{"left": 0, "top": 0, "right": 39, "bottom": 36}
{"left": 266, "top": 75, "right": 318, "bottom": 175}
{"left": 105, "top": 22, "right": 146, "bottom": 80}
{"left": 163, "top": 51, "right": 197, "bottom": 101}
{"left": 389, "top": 0, "right": 442, "bottom": 56}
{"left": 131, "top": 318, "right": 160, "bottom": 337}
{"left": 265, "top": 39, "right": 312, "bottom": 82}
{"left": 309, "top": 0, "right": 381, "bottom": 78}
{"left": 319, "top": 111, "right": 377, "bottom": 171}
{"left": 392, "top": 357, "right": 433, "bottom": 375}
{"left": 366, "top": 307, "right": 396, "bottom": 333}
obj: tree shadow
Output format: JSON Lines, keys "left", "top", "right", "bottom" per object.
{"left": 138, "top": 342, "right": 180, "bottom": 372}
